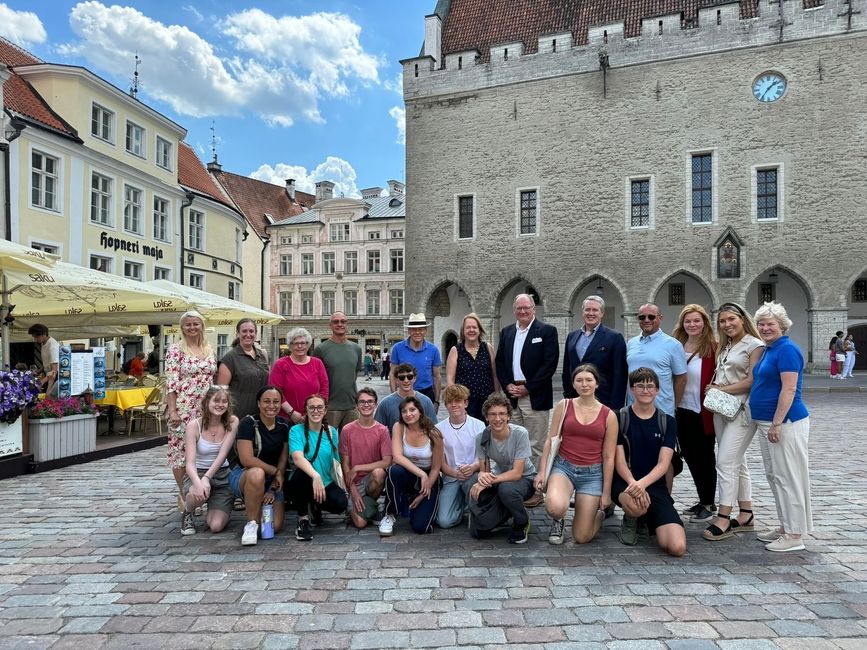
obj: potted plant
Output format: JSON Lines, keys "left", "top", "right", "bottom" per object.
{"left": 0, "top": 369, "right": 41, "bottom": 458}
{"left": 29, "top": 396, "right": 100, "bottom": 462}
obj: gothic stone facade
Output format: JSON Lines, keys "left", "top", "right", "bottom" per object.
{"left": 402, "top": 0, "right": 867, "bottom": 371}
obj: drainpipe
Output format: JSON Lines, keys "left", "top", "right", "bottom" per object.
{"left": 260, "top": 234, "right": 271, "bottom": 310}
{"left": 179, "top": 191, "right": 194, "bottom": 283}
{"left": 1, "top": 116, "right": 27, "bottom": 242}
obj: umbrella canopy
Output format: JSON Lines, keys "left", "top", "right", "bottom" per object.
{"left": 147, "top": 280, "right": 283, "bottom": 325}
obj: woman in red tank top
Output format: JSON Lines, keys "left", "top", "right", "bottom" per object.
{"left": 535, "top": 364, "right": 618, "bottom": 545}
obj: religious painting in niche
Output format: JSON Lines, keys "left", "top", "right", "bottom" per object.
{"left": 717, "top": 238, "right": 740, "bottom": 279}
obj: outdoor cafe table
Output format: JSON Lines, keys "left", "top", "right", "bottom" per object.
{"left": 95, "top": 386, "right": 156, "bottom": 433}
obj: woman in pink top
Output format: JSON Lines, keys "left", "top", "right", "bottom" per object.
{"left": 536, "top": 364, "right": 618, "bottom": 545}
{"left": 269, "top": 328, "right": 329, "bottom": 425}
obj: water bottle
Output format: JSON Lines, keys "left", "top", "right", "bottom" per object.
{"left": 260, "top": 504, "right": 274, "bottom": 539}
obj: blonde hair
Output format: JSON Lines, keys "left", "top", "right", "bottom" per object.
{"left": 716, "top": 302, "right": 761, "bottom": 353}
{"left": 459, "top": 313, "right": 486, "bottom": 343}
{"left": 672, "top": 304, "right": 717, "bottom": 358}
{"left": 178, "top": 310, "right": 213, "bottom": 358}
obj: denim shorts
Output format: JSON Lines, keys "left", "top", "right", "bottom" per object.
{"left": 550, "top": 456, "right": 603, "bottom": 496}
{"left": 228, "top": 465, "right": 283, "bottom": 501}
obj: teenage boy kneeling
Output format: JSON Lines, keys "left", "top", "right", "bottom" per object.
{"left": 613, "top": 367, "right": 687, "bottom": 557}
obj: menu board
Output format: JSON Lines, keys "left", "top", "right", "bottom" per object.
{"left": 57, "top": 347, "right": 106, "bottom": 399}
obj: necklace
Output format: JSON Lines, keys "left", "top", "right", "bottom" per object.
{"left": 450, "top": 418, "right": 467, "bottom": 430}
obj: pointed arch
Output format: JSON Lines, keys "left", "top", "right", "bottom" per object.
{"left": 741, "top": 264, "right": 816, "bottom": 308}
{"left": 566, "top": 274, "right": 632, "bottom": 317}
{"left": 648, "top": 269, "right": 719, "bottom": 310}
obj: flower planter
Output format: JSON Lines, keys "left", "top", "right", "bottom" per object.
{"left": 29, "top": 414, "right": 98, "bottom": 463}
{"left": 0, "top": 419, "right": 24, "bottom": 458}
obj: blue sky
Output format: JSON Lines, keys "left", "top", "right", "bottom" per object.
{"left": 0, "top": 1, "right": 428, "bottom": 197}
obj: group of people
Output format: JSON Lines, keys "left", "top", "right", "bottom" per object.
{"left": 829, "top": 330, "right": 858, "bottom": 379}
{"left": 164, "top": 294, "right": 814, "bottom": 556}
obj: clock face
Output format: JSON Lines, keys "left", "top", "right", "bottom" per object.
{"left": 753, "top": 73, "right": 787, "bottom": 103}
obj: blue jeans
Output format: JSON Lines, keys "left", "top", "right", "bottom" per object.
{"left": 384, "top": 464, "right": 440, "bottom": 534}
{"left": 436, "top": 476, "right": 476, "bottom": 528}
{"left": 550, "top": 456, "right": 603, "bottom": 496}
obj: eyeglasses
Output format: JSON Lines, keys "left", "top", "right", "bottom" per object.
{"left": 514, "top": 306, "right": 534, "bottom": 312}
{"left": 396, "top": 374, "right": 415, "bottom": 381}
{"left": 357, "top": 399, "right": 377, "bottom": 406}
{"left": 290, "top": 340, "right": 308, "bottom": 346}
{"left": 632, "top": 384, "right": 658, "bottom": 392}
{"left": 637, "top": 315, "right": 657, "bottom": 321}
{"left": 306, "top": 405, "right": 326, "bottom": 412}
{"left": 331, "top": 319, "right": 347, "bottom": 324}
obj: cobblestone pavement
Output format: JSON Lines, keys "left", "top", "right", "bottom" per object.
{"left": 1, "top": 391, "right": 865, "bottom": 649}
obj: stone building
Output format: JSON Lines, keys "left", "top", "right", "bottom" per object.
{"left": 401, "top": 0, "right": 867, "bottom": 371}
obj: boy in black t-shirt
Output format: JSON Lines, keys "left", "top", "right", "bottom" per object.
{"left": 612, "top": 368, "right": 687, "bottom": 557}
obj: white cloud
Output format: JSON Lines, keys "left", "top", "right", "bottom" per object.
{"left": 383, "top": 71, "right": 403, "bottom": 95}
{"left": 182, "top": 5, "right": 203, "bottom": 22}
{"left": 58, "top": 2, "right": 382, "bottom": 127}
{"left": 0, "top": 3, "right": 47, "bottom": 46}
{"left": 250, "top": 156, "right": 360, "bottom": 199}
{"left": 389, "top": 106, "right": 406, "bottom": 146}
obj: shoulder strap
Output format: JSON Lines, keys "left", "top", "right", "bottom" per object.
{"left": 244, "top": 415, "right": 262, "bottom": 458}
{"left": 656, "top": 410, "right": 668, "bottom": 436}
{"left": 309, "top": 427, "right": 325, "bottom": 463}
{"left": 617, "top": 407, "right": 631, "bottom": 468}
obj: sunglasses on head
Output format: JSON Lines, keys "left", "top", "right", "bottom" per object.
{"left": 638, "top": 314, "right": 657, "bottom": 321}
{"left": 396, "top": 373, "right": 415, "bottom": 381}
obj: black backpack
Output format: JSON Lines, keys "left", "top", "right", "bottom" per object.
{"left": 617, "top": 406, "right": 682, "bottom": 476}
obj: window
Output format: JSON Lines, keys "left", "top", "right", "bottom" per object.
{"left": 91, "top": 104, "right": 113, "bottom": 142}
{"left": 366, "top": 289, "right": 380, "bottom": 315}
{"left": 367, "top": 250, "right": 380, "bottom": 273}
{"left": 519, "top": 189, "right": 538, "bottom": 235}
{"left": 390, "top": 289, "right": 404, "bottom": 315}
{"left": 30, "top": 242, "right": 58, "bottom": 254}
{"left": 322, "top": 290, "right": 335, "bottom": 315}
{"left": 279, "top": 291, "right": 292, "bottom": 315}
{"left": 301, "top": 253, "right": 314, "bottom": 275}
{"left": 691, "top": 153, "right": 713, "bottom": 223}
{"left": 124, "top": 260, "right": 143, "bottom": 282}
{"left": 368, "top": 231, "right": 381, "bottom": 240}
{"left": 668, "top": 283, "right": 685, "bottom": 306}
{"left": 31, "top": 150, "right": 59, "bottom": 211}
{"left": 756, "top": 168, "right": 778, "bottom": 221}
{"left": 390, "top": 249, "right": 404, "bottom": 273}
{"left": 189, "top": 272, "right": 204, "bottom": 289}
{"left": 301, "top": 291, "right": 314, "bottom": 315}
{"left": 344, "top": 290, "right": 358, "bottom": 316}
{"left": 228, "top": 281, "right": 241, "bottom": 301}
{"left": 759, "top": 283, "right": 776, "bottom": 303}
{"left": 153, "top": 196, "right": 170, "bottom": 241}
{"left": 90, "top": 254, "right": 112, "bottom": 273}
{"left": 390, "top": 229, "right": 404, "bottom": 239}
{"left": 280, "top": 254, "right": 292, "bottom": 275}
{"left": 344, "top": 251, "right": 358, "bottom": 274}
{"left": 458, "top": 196, "right": 474, "bottom": 239}
{"left": 322, "top": 252, "right": 336, "bottom": 274}
{"left": 630, "top": 179, "right": 650, "bottom": 228}
{"left": 280, "top": 236, "right": 292, "bottom": 245}
{"left": 330, "top": 223, "right": 350, "bottom": 241}
{"left": 189, "top": 210, "right": 204, "bottom": 251}
{"left": 852, "top": 279, "right": 867, "bottom": 302}
{"left": 123, "top": 185, "right": 143, "bottom": 234}
{"left": 217, "top": 334, "right": 229, "bottom": 360}
{"left": 154, "top": 266, "right": 171, "bottom": 280}
{"left": 89, "top": 173, "right": 112, "bottom": 225}
{"left": 125, "top": 121, "right": 145, "bottom": 157}
{"left": 235, "top": 229, "right": 242, "bottom": 264}
{"left": 156, "top": 137, "right": 172, "bottom": 170}
{"left": 301, "top": 234, "right": 314, "bottom": 244}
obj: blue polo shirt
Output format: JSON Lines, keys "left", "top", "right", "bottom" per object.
{"left": 626, "top": 330, "right": 687, "bottom": 417}
{"left": 390, "top": 338, "right": 442, "bottom": 391}
{"left": 749, "top": 336, "right": 808, "bottom": 422}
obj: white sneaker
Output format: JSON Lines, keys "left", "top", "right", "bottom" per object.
{"left": 379, "top": 514, "right": 396, "bottom": 536}
{"left": 765, "top": 534, "right": 805, "bottom": 552}
{"left": 241, "top": 520, "right": 258, "bottom": 546}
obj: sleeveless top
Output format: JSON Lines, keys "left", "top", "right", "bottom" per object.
{"left": 194, "top": 420, "right": 229, "bottom": 470}
{"left": 402, "top": 428, "right": 433, "bottom": 469}
{"left": 455, "top": 342, "right": 495, "bottom": 406}
{"left": 558, "top": 402, "right": 610, "bottom": 466}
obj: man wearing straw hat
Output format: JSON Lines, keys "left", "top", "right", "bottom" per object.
{"left": 389, "top": 313, "right": 442, "bottom": 409}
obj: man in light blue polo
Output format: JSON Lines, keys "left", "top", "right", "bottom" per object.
{"left": 625, "top": 303, "right": 686, "bottom": 417}
{"left": 389, "top": 313, "right": 442, "bottom": 409}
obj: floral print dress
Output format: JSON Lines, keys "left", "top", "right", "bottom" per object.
{"left": 164, "top": 344, "right": 216, "bottom": 468}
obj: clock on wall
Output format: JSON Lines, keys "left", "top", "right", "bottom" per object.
{"left": 752, "top": 72, "right": 787, "bottom": 103}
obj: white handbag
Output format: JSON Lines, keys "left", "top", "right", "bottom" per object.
{"left": 542, "top": 399, "right": 569, "bottom": 489}
{"left": 702, "top": 387, "right": 742, "bottom": 421}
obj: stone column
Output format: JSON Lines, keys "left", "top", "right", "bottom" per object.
{"left": 807, "top": 308, "right": 849, "bottom": 373}
{"left": 622, "top": 312, "right": 640, "bottom": 341}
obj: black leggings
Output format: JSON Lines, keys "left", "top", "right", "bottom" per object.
{"left": 286, "top": 470, "right": 348, "bottom": 516}
{"left": 675, "top": 408, "right": 717, "bottom": 505}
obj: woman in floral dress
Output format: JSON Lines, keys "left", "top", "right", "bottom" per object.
{"left": 165, "top": 311, "right": 217, "bottom": 519}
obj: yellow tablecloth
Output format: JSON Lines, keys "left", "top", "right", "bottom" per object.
{"left": 95, "top": 387, "right": 156, "bottom": 413}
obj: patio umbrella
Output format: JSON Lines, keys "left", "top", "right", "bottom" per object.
{"left": 146, "top": 279, "right": 283, "bottom": 325}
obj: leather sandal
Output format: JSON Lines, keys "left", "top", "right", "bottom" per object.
{"left": 702, "top": 517, "right": 735, "bottom": 541}
{"left": 730, "top": 508, "right": 754, "bottom": 533}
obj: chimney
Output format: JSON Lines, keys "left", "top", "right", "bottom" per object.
{"left": 361, "top": 187, "right": 383, "bottom": 200}
{"left": 387, "top": 180, "right": 405, "bottom": 197}
{"left": 206, "top": 159, "right": 222, "bottom": 173}
{"left": 285, "top": 178, "right": 296, "bottom": 201}
{"left": 315, "top": 180, "right": 335, "bottom": 202}
{"left": 424, "top": 13, "right": 442, "bottom": 67}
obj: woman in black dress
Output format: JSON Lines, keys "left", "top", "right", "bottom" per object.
{"left": 446, "top": 313, "right": 500, "bottom": 421}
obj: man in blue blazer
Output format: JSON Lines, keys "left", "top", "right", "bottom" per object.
{"left": 495, "top": 293, "right": 560, "bottom": 469}
{"left": 562, "top": 295, "right": 627, "bottom": 410}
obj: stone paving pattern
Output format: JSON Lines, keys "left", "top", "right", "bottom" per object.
{"left": 0, "top": 389, "right": 865, "bottom": 649}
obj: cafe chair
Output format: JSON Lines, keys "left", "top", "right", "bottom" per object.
{"left": 126, "top": 385, "right": 165, "bottom": 436}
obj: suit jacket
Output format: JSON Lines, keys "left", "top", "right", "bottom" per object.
{"left": 495, "top": 319, "right": 560, "bottom": 411}
{"left": 562, "top": 324, "right": 627, "bottom": 409}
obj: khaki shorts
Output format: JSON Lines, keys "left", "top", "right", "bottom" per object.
{"left": 183, "top": 466, "right": 233, "bottom": 514}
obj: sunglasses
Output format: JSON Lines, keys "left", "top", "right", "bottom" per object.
{"left": 331, "top": 319, "right": 347, "bottom": 324}
{"left": 638, "top": 314, "right": 657, "bottom": 321}
{"left": 396, "top": 374, "right": 415, "bottom": 381}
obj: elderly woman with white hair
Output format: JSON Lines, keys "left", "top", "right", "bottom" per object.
{"left": 268, "top": 327, "right": 329, "bottom": 425}
{"left": 749, "top": 301, "right": 812, "bottom": 552}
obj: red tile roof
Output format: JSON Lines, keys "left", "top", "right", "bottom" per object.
{"left": 441, "top": 0, "right": 763, "bottom": 61}
{"left": 177, "top": 142, "right": 241, "bottom": 212}
{"left": 0, "top": 37, "right": 79, "bottom": 139}
{"left": 212, "top": 170, "right": 315, "bottom": 238}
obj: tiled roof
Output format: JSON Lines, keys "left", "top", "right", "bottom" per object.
{"left": 441, "top": 0, "right": 762, "bottom": 60}
{"left": 212, "top": 170, "right": 316, "bottom": 238}
{"left": 177, "top": 143, "right": 240, "bottom": 212}
{"left": 364, "top": 195, "right": 406, "bottom": 219}
{"left": 0, "top": 37, "right": 79, "bottom": 139}
{"left": 280, "top": 212, "right": 322, "bottom": 226}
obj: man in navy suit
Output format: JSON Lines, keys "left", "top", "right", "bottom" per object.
{"left": 562, "top": 295, "right": 627, "bottom": 410}
{"left": 495, "top": 293, "right": 560, "bottom": 469}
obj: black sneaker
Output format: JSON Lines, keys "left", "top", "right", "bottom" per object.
{"left": 681, "top": 502, "right": 702, "bottom": 517}
{"left": 296, "top": 517, "right": 313, "bottom": 541}
{"left": 310, "top": 504, "right": 324, "bottom": 527}
{"left": 507, "top": 522, "right": 531, "bottom": 544}
{"left": 690, "top": 506, "right": 716, "bottom": 522}
{"left": 603, "top": 504, "right": 615, "bottom": 519}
